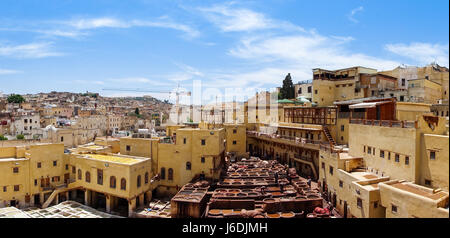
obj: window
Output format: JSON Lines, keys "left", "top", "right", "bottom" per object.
{"left": 186, "top": 162, "right": 191, "bottom": 170}
{"left": 308, "top": 86, "right": 312, "bottom": 93}
{"left": 315, "top": 90, "right": 318, "bottom": 94}
{"left": 341, "top": 125, "right": 344, "bottom": 131}
{"left": 137, "top": 175, "right": 141, "bottom": 188}
{"left": 405, "top": 156, "right": 409, "bottom": 165}
{"left": 388, "top": 152, "right": 391, "bottom": 160}
{"left": 14, "top": 185, "right": 19, "bottom": 192}
{"left": 321, "top": 162, "right": 325, "bottom": 169}
{"left": 13, "top": 167, "right": 19, "bottom": 173}
{"left": 78, "top": 169, "right": 82, "bottom": 180}
{"left": 160, "top": 168, "right": 166, "bottom": 179}
{"left": 121, "top": 178, "right": 126, "bottom": 190}
{"left": 233, "top": 140, "right": 237, "bottom": 145}
{"left": 72, "top": 166, "right": 76, "bottom": 174}
{"left": 374, "top": 202, "right": 378, "bottom": 208}
{"left": 145, "top": 172, "right": 149, "bottom": 184}
{"left": 368, "top": 147, "right": 372, "bottom": 154}
{"left": 357, "top": 198, "right": 362, "bottom": 208}
{"left": 329, "top": 166, "right": 334, "bottom": 175}
{"left": 3, "top": 186, "right": 6, "bottom": 192}
{"left": 400, "top": 96, "right": 404, "bottom": 102}
{"left": 201, "top": 157, "right": 205, "bottom": 163}
{"left": 380, "top": 150, "right": 385, "bottom": 158}
{"left": 106, "top": 176, "right": 115, "bottom": 189}
{"left": 392, "top": 205, "right": 397, "bottom": 213}
{"left": 183, "top": 138, "right": 186, "bottom": 144}
{"left": 34, "top": 179, "right": 37, "bottom": 186}
{"left": 373, "top": 148, "right": 375, "bottom": 155}
{"left": 201, "top": 139, "right": 206, "bottom": 145}
{"left": 65, "top": 164, "right": 68, "bottom": 170}
{"left": 339, "top": 180, "right": 343, "bottom": 188}
{"left": 126, "top": 145, "right": 131, "bottom": 151}
{"left": 395, "top": 154, "right": 400, "bottom": 163}
{"left": 97, "top": 169, "right": 103, "bottom": 185}
{"left": 233, "top": 129, "right": 237, "bottom": 134}
{"left": 53, "top": 161, "right": 57, "bottom": 167}
{"left": 401, "top": 78, "right": 405, "bottom": 86}
{"left": 85, "top": 172, "right": 90, "bottom": 183}
{"left": 363, "top": 146, "right": 366, "bottom": 153}
{"left": 430, "top": 151, "right": 436, "bottom": 160}
{"left": 425, "top": 179, "right": 432, "bottom": 186}
{"left": 168, "top": 168, "right": 174, "bottom": 180}
{"left": 37, "top": 162, "right": 41, "bottom": 168}
{"left": 61, "top": 136, "right": 64, "bottom": 142}
{"left": 298, "top": 87, "right": 302, "bottom": 94}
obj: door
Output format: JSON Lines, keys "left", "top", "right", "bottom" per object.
{"left": 64, "top": 173, "right": 70, "bottom": 184}
{"left": 343, "top": 201, "right": 348, "bottom": 218}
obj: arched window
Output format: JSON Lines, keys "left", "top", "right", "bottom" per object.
{"left": 121, "top": 178, "right": 126, "bottom": 190}
{"left": 85, "top": 172, "right": 90, "bottom": 183}
{"left": 78, "top": 169, "right": 82, "bottom": 180}
{"left": 168, "top": 168, "right": 173, "bottom": 181}
{"left": 160, "top": 167, "right": 166, "bottom": 180}
{"left": 145, "top": 172, "right": 149, "bottom": 184}
{"left": 186, "top": 162, "right": 191, "bottom": 170}
{"left": 137, "top": 175, "right": 141, "bottom": 188}
{"left": 110, "top": 176, "right": 116, "bottom": 188}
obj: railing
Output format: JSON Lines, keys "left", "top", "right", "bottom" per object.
{"left": 247, "top": 131, "right": 321, "bottom": 146}
{"left": 338, "top": 112, "right": 350, "bottom": 118}
{"left": 349, "top": 119, "right": 417, "bottom": 128}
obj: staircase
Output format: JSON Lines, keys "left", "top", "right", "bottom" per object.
{"left": 323, "top": 126, "right": 336, "bottom": 146}
{"left": 42, "top": 184, "right": 69, "bottom": 208}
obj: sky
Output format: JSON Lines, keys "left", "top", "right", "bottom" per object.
{"left": 0, "top": 0, "right": 448, "bottom": 103}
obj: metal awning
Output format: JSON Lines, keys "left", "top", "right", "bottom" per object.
{"left": 349, "top": 102, "right": 378, "bottom": 109}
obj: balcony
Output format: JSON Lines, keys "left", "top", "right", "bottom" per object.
{"left": 349, "top": 119, "right": 417, "bottom": 128}
{"left": 247, "top": 131, "right": 321, "bottom": 150}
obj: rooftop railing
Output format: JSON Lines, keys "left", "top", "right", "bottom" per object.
{"left": 247, "top": 131, "right": 321, "bottom": 146}
{"left": 349, "top": 118, "right": 417, "bottom": 128}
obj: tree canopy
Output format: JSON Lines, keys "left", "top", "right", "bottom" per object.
{"left": 279, "top": 73, "right": 295, "bottom": 99}
{"left": 16, "top": 134, "right": 25, "bottom": 140}
{"left": 0, "top": 135, "right": 8, "bottom": 140}
{"left": 135, "top": 108, "right": 140, "bottom": 115}
{"left": 7, "top": 94, "right": 25, "bottom": 103}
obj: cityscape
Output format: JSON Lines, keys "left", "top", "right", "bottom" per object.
{"left": 0, "top": 0, "right": 448, "bottom": 220}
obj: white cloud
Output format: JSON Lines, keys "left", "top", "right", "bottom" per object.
{"left": 197, "top": 3, "right": 304, "bottom": 32}
{"left": 385, "top": 42, "right": 449, "bottom": 67}
{"left": 74, "top": 80, "right": 105, "bottom": 85}
{"left": 348, "top": 6, "right": 364, "bottom": 23}
{"left": 0, "top": 42, "right": 62, "bottom": 58}
{"left": 0, "top": 69, "right": 22, "bottom": 75}
{"left": 64, "top": 17, "right": 200, "bottom": 38}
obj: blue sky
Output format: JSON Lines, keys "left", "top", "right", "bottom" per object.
{"left": 0, "top": 0, "right": 448, "bottom": 102}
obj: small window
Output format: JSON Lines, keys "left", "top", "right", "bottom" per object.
{"left": 430, "top": 151, "right": 436, "bottom": 160}
{"left": 14, "top": 185, "right": 19, "bottom": 192}
{"left": 339, "top": 180, "right": 343, "bottom": 188}
{"left": 137, "top": 175, "right": 141, "bottom": 188}
{"left": 110, "top": 176, "right": 116, "bottom": 188}
{"left": 395, "top": 154, "right": 400, "bottom": 163}
{"left": 233, "top": 140, "right": 237, "bottom": 145}
{"left": 97, "top": 169, "right": 103, "bottom": 185}
{"left": 392, "top": 205, "right": 397, "bottom": 213}
{"left": 168, "top": 168, "right": 174, "bottom": 180}
{"left": 34, "top": 179, "right": 38, "bottom": 186}
{"left": 13, "top": 167, "right": 19, "bottom": 173}
{"left": 3, "top": 186, "right": 6, "bottom": 192}
{"left": 37, "top": 162, "right": 41, "bottom": 168}
{"left": 145, "top": 172, "right": 149, "bottom": 184}
{"left": 315, "top": 90, "right": 318, "bottom": 94}
{"left": 86, "top": 172, "right": 91, "bottom": 183}
{"left": 183, "top": 138, "right": 186, "bottom": 144}
{"left": 160, "top": 168, "right": 166, "bottom": 180}
{"left": 61, "top": 136, "right": 64, "bottom": 142}
{"left": 363, "top": 146, "right": 366, "bottom": 153}
{"left": 65, "top": 164, "right": 68, "bottom": 170}
{"left": 233, "top": 129, "right": 237, "bottom": 134}
{"left": 373, "top": 148, "right": 375, "bottom": 155}
{"left": 121, "top": 178, "right": 126, "bottom": 190}
{"left": 405, "top": 156, "right": 409, "bottom": 165}
{"left": 357, "top": 198, "right": 362, "bottom": 208}
{"left": 126, "top": 145, "right": 131, "bottom": 151}
{"left": 329, "top": 166, "right": 333, "bottom": 175}
{"left": 72, "top": 166, "right": 76, "bottom": 174}
{"left": 186, "top": 162, "right": 191, "bottom": 170}
{"left": 321, "top": 162, "right": 325, "bottom": 169}
{"left": 380, "top": 150, "right": 385, "bottom": 158}
{"left": 388, "top": 152, "right": 391, "bottom": 160}
{"left": 374, "top": 201, "right": 378, "bottom": 208}
{"left": 53, "top": 161, "right": 57, "bottom": 167}
{"left": 368, "top": 147, "right": 372, "bottom": 154}
{"left": 425, "top": 179, "right": 432, "bottom": 186}
{"left": 201, "top": 139, "right": 206, "bottom": 145}
{"left": 78, "top": 169, "right": 82, "bottom": 180}
{"left": 201, "top": 157, "right": 205, "bottom": 163}
{"left": 341, "top": 125, "right": 344, "bottom": 131}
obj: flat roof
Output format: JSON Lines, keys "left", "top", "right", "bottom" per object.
{"left": 390, "top": 182, "right": 448, "bottom": 201}
{"left": 84, "top": 154, "right": 141, "bottom": 165}
{"left": 0, "top": 157, "right": 28, "bottom": 162}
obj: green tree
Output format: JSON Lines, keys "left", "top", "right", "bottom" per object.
{"left": 7, "top": 94, "right": 25, "bottom": 103}
{"left": 0, "top": 135, "right": 8, "bottom": 140}
{"left": 16, "top": 134, "right": 25, "bottom": 140}
{"left": 279, "top": 73, "right": 295, "bottom": 99}
{"left": 135, "top": 108, "right": 140, "bottom": 115}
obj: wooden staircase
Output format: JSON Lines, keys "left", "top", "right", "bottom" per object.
{"left": 323, "top": 126, "right": 336, "bottom": 146}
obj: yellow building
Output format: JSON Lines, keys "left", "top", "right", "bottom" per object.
{"left": 223, "top": 124, "right": 247, "bottom": 158}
